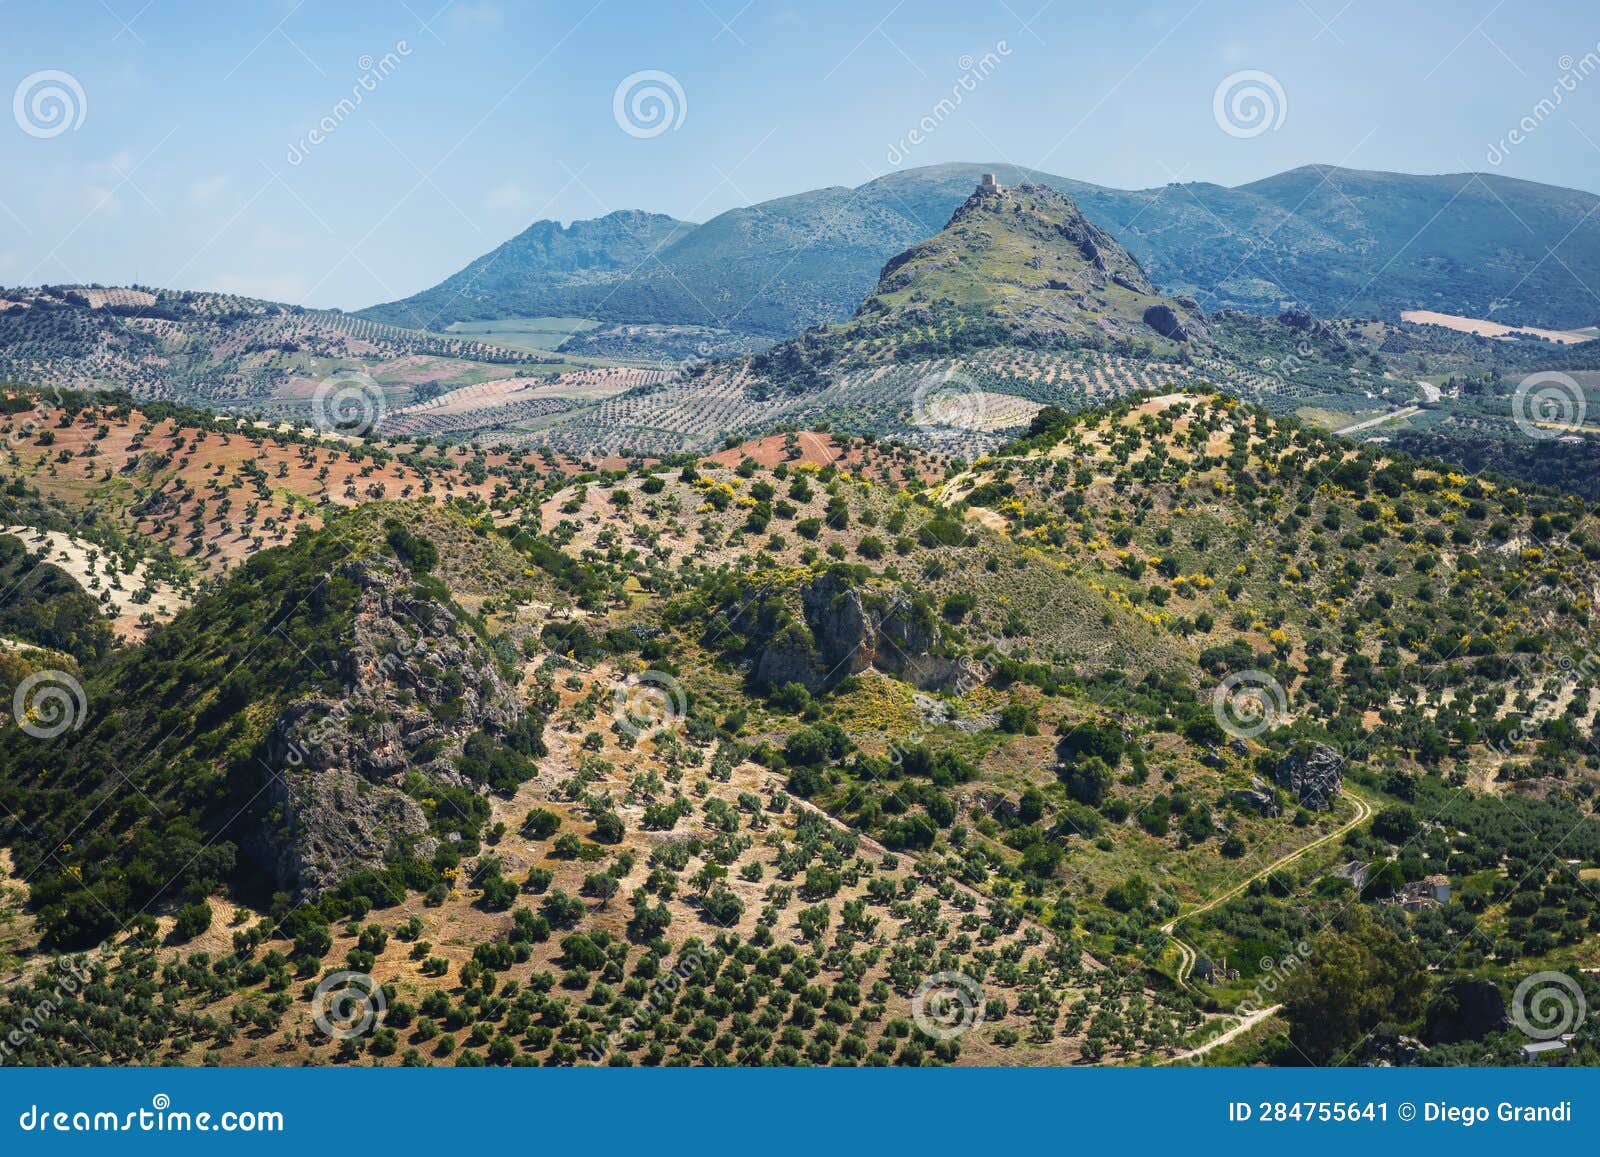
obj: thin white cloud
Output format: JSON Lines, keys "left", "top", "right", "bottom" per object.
{"left": 91, "top": 150, "right": 140, "bottom": 181}
{"left": 189, "top": 175, "right": 230, "bottom": 207}
{"left": 451, "top": 2, "right": 505, "bottom": 27}
{"left": 484, "top": 181, "right": 534, "bottom": 211}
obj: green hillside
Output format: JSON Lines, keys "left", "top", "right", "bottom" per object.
{"left": 5, "top": 392, "right": 1600, "bottom": 1067}
{"left": 357, "top": 163, "right": 1600, "bottom": 337}
{"left": 842, "top": 181, "right": 1204, "bottom": 352}
{"left": 362, "top": 210, "right": 696, "bottom": 331}
{"left": 0, "top": 503, "right": 546, "bottom": 947}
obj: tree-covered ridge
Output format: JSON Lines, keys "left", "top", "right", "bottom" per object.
{"left": 958, "top": 391, "right": 1598, "bottom": 772}
{"left": 519, "top": 394, "right": 1599, "bottom": 992}
{"left": 0, "top": 503, "right": 545, "bottom": 947}
{"left": 4, "top": 390, "right": 1600, "bottom": 1068}
{"left": 0, "top": 533, "right": 112, "bottom": 663}
{"left": 0, "top": 387, "right": 668, "bottom": 591}
{"left": 0, "top": 286, "right": 559, "bottom": 416}
{"left": 360, "top": 162, "right": 1600, "bottom": 337}
{"left": 359, "top": 211, "right": 698, "bottom": 331}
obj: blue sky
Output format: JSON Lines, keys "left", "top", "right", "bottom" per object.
{"left": 2, "top": 0, "right": 1598, "bottom": 309}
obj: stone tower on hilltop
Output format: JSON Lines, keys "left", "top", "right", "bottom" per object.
{"left": 979, "top": 172, "right": 1002, "bottom": 193}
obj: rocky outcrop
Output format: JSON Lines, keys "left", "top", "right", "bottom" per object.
{"left": 961, "top": 789, "right": 1019, "bottom": 822}
{"left": 1273, "top": 742, "right": 1344, "bottom": 811}
{"left": 1361, "top": 1034, "right": 1429, "bottom": 1065}
{"left": 751, "top": 569, "right": 974, "bottom": 694}
{"left": 1231, "top": 776, "right": 1280, "bottom": 817}
{"left": 848, "top": 182, "right": 1209, "bottom": 351}
{"left": 247, "top": 557, "right": 527, "bottom": 896}
{"left": 799, "top": 570, "right": 880, "bottom": 677}
{"left": 1143, "top": 303, "right": 1193, "bottom": 342}
{"left": 914, "top": 692, "right": 999, "bottom": 733}
{"left": 254, "top": 763, "right": 433, "bottom": 898}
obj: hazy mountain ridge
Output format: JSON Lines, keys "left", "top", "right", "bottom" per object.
{"left": 360, "top": 162, "right": 1600, "bottom": 337}
{"left": 364, "top": 210, "right": 697, "bottom": 332}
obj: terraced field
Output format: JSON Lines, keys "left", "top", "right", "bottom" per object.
{"left": 501, "top": 343, "right": 1385, "bottom": 460}
{"left": 0, "top": 287, "right": 591, "bottom": 420}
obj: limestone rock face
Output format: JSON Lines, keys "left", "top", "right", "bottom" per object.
{"left": 1231, "top": 775, "right": 1280, "bottom": 817}
{"left": 1143, "top": 303, "right": 1192, "bottom": 342}
{"left": 1273, "top": 742, "right": 1344, "bottom": 811}
{"left": 752, "top": 569, "right": 972, "bottom": 694}
{"left": 249, "top": 557, "right": 526, "bottom": 896}
{"left": 962, "top": 789, "right": 1020, "bottom": 822}
{"left": 800, "top": 570, "right": 878, "bottom": 676}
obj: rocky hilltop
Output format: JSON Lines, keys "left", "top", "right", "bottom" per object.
{"left": 358, "top": 162, "right": 1600, "bottom": 336}
{"left": 0, "top": 502, "right": 545, "bottom": 944}
{"left": 251, "top": 553, "right": 529, "bottom": 896}
{"left": 719, "top": 567, "right": 975, "bottom": 694}
{"left": 845, "top": 179, "right": 1207, "bottom": 351}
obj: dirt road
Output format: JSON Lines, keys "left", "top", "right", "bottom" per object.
{"left": 1162, "top": 788, "right": 1372, "bottom": 987}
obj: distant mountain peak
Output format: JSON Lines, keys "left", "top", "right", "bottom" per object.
{"left": 358, "top": 162, "right": 1600, "bottom": 336}
{"left": 852, "top": 178, "right": 1203, "bottom": 347}
{"left": 360, "top": 208, "right": 696, "bottom": 327}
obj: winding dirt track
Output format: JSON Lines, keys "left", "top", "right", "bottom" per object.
{"left": 1163, "top": 788, "right": 1373, "bottom": 988}
{"left": 1333, "top": 407, "right": 1421, "bottom": 436}
{"left": 1157, "top": 788, "right": 1372, "bottom": 1063}
{"left": 1173, "top": 1003, "right": 1285, "bottom": 1062}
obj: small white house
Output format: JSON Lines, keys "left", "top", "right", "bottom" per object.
{"left": 1522, "top": 1039, "right": 1568, "bottom": 1061}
